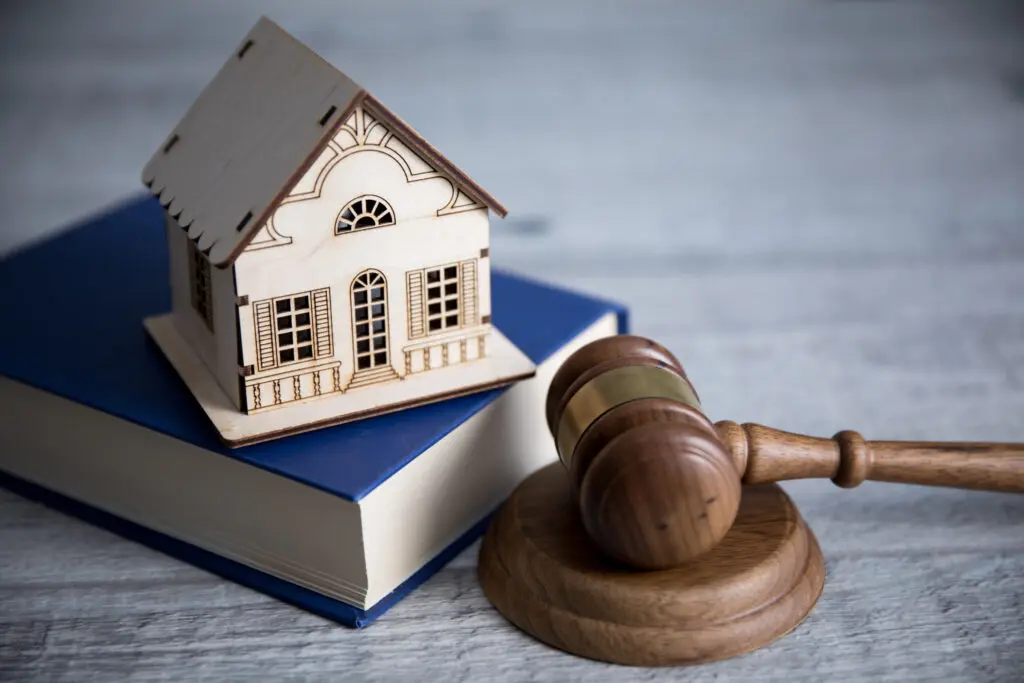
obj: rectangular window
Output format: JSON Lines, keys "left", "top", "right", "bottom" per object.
{"left": 188, "top": 240, "right": 214, "bottom": 331}
{"left": 425, "top": 264, "right": 461, "bottom": 333}
{"left": 407, "top": 259, "right": 478, "bottom": 339}
{"left": 273, "top": 293, "right": 315, "bottom": 365}
{"left": 252, "top": 288, "right": 331, "bottom": 372}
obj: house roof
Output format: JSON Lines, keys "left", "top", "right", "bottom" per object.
{"left": 142, "top": 17, "right": 506, "bottom": 267}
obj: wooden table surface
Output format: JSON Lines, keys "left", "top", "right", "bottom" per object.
{"left": 2, "top": 1, "right": 1023, "bottom": 680}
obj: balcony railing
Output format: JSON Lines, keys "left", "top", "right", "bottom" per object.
{"left": 402, "top": 330, "right": 488, "bottom": 376}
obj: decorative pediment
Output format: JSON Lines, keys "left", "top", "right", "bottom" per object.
{"left": 146, "top": 18, "right": 505, "bottom": 265}
{"left": 244, "top": 104, "right": 489, "bottom": 253}
{"left": 283, "top": 104, "right": 486, "bottom": 217}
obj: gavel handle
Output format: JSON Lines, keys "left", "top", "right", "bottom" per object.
{"left": 715, "top": 421, "right": 1024, "bottom": 493}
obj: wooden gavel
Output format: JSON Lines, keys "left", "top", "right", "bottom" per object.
{"left": 546, "top": 335, "right": 1024, "bottom": 570}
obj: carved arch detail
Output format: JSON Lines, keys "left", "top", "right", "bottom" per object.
{"left": 288, "top": 104, "right": 483, "bottom": 214}
{"left": 245, "top": 214, "right": 294, "bottom": 251}
{"left": 245, "top": 104, "right": 485, "bottom": 253}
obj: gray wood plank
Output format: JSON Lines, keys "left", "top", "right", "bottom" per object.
{"left": 2, "top": 0, "right": 1023, "bottom": 681}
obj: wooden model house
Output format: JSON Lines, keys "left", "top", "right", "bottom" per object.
{"left": 141, "top": 17, "right": 535, "bottom": 447}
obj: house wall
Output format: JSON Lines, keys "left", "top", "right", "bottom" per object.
{"left": 165, "top": 215, "right": 242, "bottom": 410}
{"left": 210, "top": 265, "right": 241, "bottom": 409}
{"left": 232, "top": 129, "right": 492, "bottom": 413}
{"left": 166, "top": 217, "right": 216, "bottom": 373}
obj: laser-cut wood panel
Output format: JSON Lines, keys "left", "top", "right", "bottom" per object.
{"left": 141, "top": 15, "right": 529, "bottom": 441}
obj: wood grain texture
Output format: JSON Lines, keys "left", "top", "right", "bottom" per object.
{"left": 2, "top": 0, "right": 1024, "bottom": 680}
{"left": 548, "top": 336, "right": 1024, "bottom": 568}
{"left": 478, "top": 463, "right": 825, "bottom": 666}
{"left": 545, "top": 337, "right": 741, "bottom": 569}
{"left": 545, "top": 335, "right": 687, "bottom": 433}
{"left": 717, "top": 421, "right": 1024, "bottom": 492}
{"left": 568, "top": 397, "right": 737, "bottom": 565}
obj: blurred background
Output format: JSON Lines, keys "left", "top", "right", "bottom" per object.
{"left": 3, "top": 1, "right": 1024, "bottom": 445}
{"left": 2, "top": 1, "right": 1024, "bottom": 679}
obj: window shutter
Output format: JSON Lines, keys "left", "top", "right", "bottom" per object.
{"left": 312, "top": 287, "right": 333, "bottom": 358}
{"left": 460, "top": 259, "right": 478, "bottom": 326}
{"left": 407, "top": 270, "right": 425, "bottom": 338}
{"left": 253, "top": 300, "right": 276, "bottom": 371}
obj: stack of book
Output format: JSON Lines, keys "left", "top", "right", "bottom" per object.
{"left": 0, "top": 196, "right": 627, "bottom": 626}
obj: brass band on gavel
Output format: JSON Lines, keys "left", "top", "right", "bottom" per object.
{"left": 555, "top": 364, "right": 703, "bottom": 468}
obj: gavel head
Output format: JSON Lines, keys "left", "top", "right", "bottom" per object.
{"left": 545, "top": 335, "right": 741, "bottom": 570}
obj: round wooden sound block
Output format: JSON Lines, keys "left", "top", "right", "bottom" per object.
{"left": 478, "top": 463, "right": 825, "bottom": 667}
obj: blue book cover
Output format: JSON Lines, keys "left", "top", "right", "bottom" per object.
{"left": 0, "top": 195, "right": 627, "bottom": 626}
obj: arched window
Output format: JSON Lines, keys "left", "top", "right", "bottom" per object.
{"left": 351, "top": 270, "right": 389, "bottom": 371}
{"left": 336, "top": 196, "right": 395, "bottom": 234}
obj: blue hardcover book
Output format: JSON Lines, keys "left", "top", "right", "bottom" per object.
{"left": 0, "top": 196, "right": 626, "bottom": 627}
